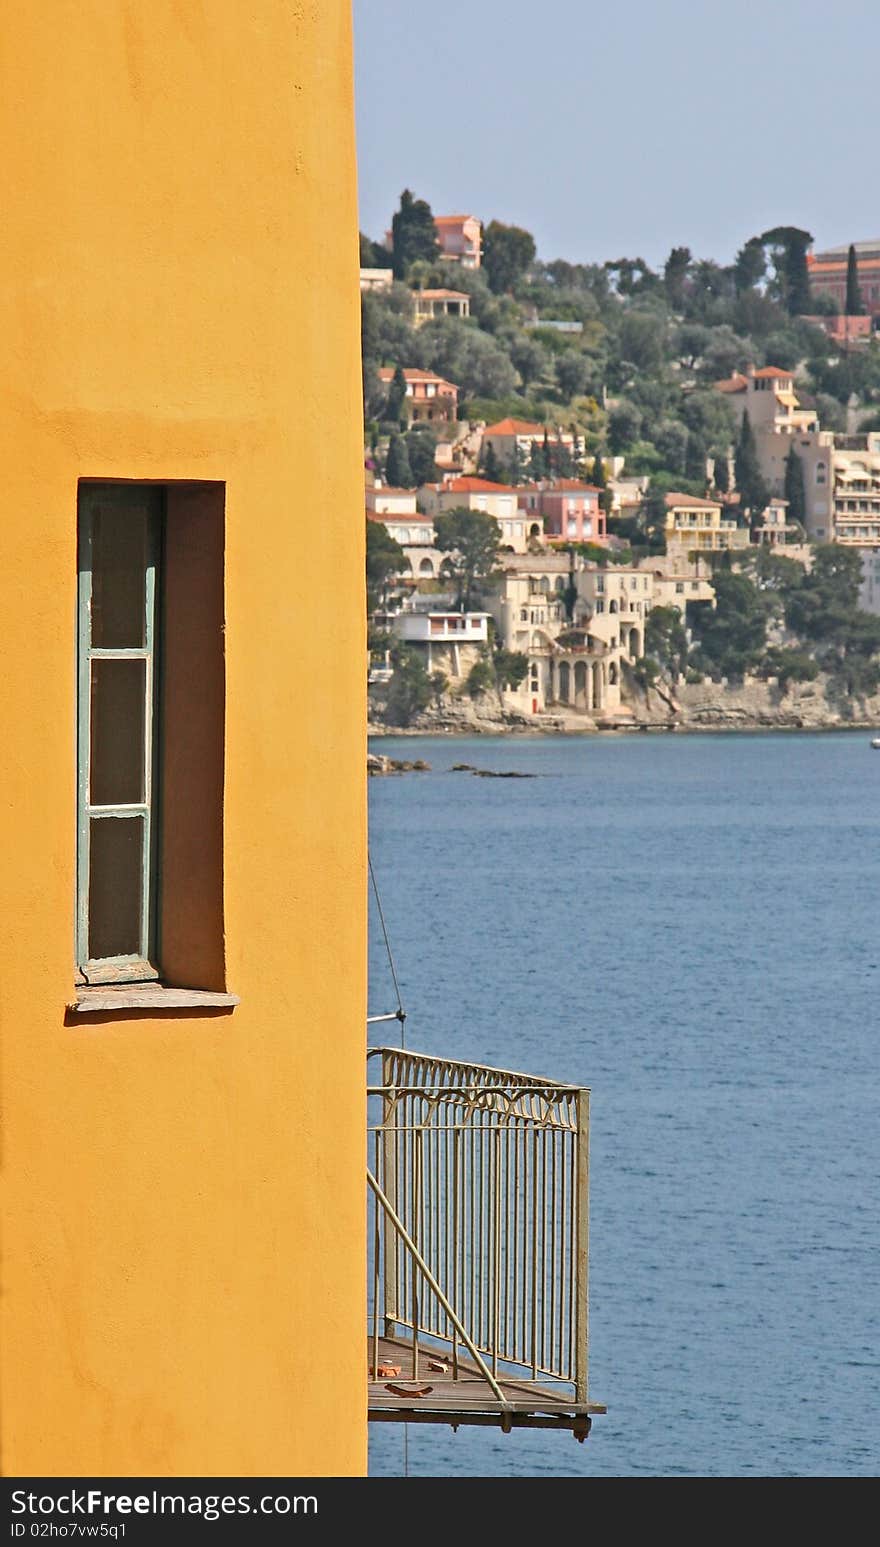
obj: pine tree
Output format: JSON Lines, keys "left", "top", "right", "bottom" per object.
{"left": 385, "top": 433, "right": 413, "bottom": 489}
{"left": 761, "top": 226, "right": 812, "bottom": 316}
{"left": 783, "top": 446, "right": 806, "bottom": 528}
{"left": 845, "top": 244, "right": 864, "bottom": 316}
{"left": 734, "top": 410, "right": 769, "bottom": 519}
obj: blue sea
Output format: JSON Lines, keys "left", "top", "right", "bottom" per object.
{"left": 367, "top": 731, "right": 880, "bottom": 1478}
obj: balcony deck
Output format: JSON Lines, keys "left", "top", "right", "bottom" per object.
{"left": 367, "top": 1047, "right": 604, "bottom": 1443}
{"left": 369, "top": 1334, "right": 605, "bottom": 1439}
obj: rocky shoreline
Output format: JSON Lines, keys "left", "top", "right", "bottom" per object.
{"left": 368, "top": 674, "right": 880, "bottom": 738}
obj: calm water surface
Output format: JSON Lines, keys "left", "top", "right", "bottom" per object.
{"left": 367, "top": 732, "right": 879, "bottom": 1478}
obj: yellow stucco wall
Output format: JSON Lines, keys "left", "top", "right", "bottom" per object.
{"left": 0, "top": 3, "right": 366, "bottom": 1476}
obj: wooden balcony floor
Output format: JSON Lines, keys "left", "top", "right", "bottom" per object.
{"left": 368, "top": 1334, "right": 606, "bottom": 1439}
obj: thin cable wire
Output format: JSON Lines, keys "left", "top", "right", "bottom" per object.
{"left": 369, "top": 851, "right": 407, "bottom": 1047}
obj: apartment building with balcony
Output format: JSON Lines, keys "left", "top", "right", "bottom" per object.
{"left": 664, "top": 493, "right": 750, "bottom": 555}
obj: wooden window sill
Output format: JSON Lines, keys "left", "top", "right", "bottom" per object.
{"left": 70, "top": 984, "right": 239, "bottom": 1014}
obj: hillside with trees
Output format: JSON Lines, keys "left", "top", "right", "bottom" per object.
{"left": 362, "top": 193, "right": 880, "bottom": 525}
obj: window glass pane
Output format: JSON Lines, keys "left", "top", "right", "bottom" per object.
{"left": 90, "top": 502, "right": 148, "bottom": 648}
{"left": 90, "top": 658, "right": 145, "bottom": 805}
{"left": 88, "top": 816, "right": 144, "bottom": 959}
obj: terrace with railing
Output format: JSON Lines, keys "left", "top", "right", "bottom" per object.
{"left": 367, "top": 1046, "right": 605, "bottom": 1441}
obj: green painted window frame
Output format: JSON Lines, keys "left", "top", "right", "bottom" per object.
{"left": 76, "top": 485, "right": 163, "bottom": 984}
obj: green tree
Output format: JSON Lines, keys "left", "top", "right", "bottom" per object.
{"left": 405, "top": 428, "right": 438, "bottom": 487}
{"left": 617, "top": 309, "right": 667, "bottom": 371}
{"left": 365, "top": 519, "right": 404, "bottom": 609}
{"left": 655, "top": 419, "right": 689, "bottom": 477}
{"left": 590, "top": 452, "right": 607, "bottom": 488}
{"left": 733, "top": 237, "right": 766, "bottom": 295}
{"left": 528, "top": 436, "right": 549, "bottom": 480}
{"left": 689, "top": 570, "right": 770, "bottom": 680}
{"left": 417, "top": 317, "right": 518, "bottom": 399}
{"left": 783, "top": 446, "right": 806, "bottom": 528}
{"left": 713, "top": 453, "right": 730, "bottom": 494}
{"left": 482, "top": 220, "right": 537, "bottom": 294}
{"left": 390, "top": 189, "right": 440, "bottom": 278}
{"left": 384, "top": 363, "right": 409, "bottom": 425}
{"left": 761, "top": 647, "right": 819, "bottom": 695}
{"left": 604, "top": 257, "right": 660, "bottom": 296}
{"left": 607, "top": 400, "right": 642, "bottom": 453}
{"left": 784, "top": 544, "right": 864, "bottom": 641}
{"left": 663, "top": 245, "right": 692, "bottom": 309}
{"left": 434, "top": 507, "right": 502, "bottom": 611}
{"left": 645, "top": 604, "right": 689, "bottom": 682}
{"left": 685, "top": 431, "right": 708, "bottom": 486}
{"left": 385, "top": 646, "right": 432, "bottom": 726}
{"left": 845, "top": 244, "right": 864, "bottom": 316}
{"left": 700, "top": 325, "right": 753, "bottom": 381}
{"left": 761, "top": 226, "right": 813, "bottom": 316}
{"left": 746, "top": 545, "right": 806, "bottom": 600}
{"left": 466, "top": 657, "right": 495, "bottom": 698}
{"left": 734, "top": 409, "right": 770, "bottom": 518}
{"left": 492, "top": 647, "right": 529, "bottom": 706}
{"left": 385, "top": 432, "right": 413, "bottom": 488}
{"left": 480, "top": 440, "right": 503, "bottom": 482}
{"left": 763, "top": 328, "right": 803, "bottom": 370}
{"left": 555, "top": 350, "right": 590, "bottom": 399}
{"left": 360, "top": 231, "right": 390, "bottom": 267}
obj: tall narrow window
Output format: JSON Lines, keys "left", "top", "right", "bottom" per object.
{"left": 77, "top": 486, "right": 162, "bottom": 982}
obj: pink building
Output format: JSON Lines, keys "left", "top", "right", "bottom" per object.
{"left": 433, "top": 214, "right": 482, "bottom": 269}
{"left": 377, "top": 367, "right": 459, "bottom": 424}
{"left": 807, "top": 241, "right": 880, "bottom": 318}
{"left": 802, "top": 313, "right": 874, "bottom": 346}
{"left": 516, "top": 481, "right": 606, "bottom": 543}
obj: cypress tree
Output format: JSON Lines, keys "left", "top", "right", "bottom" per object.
{"left": 385, "top": 432, "right": 413, "bottom": 489}
{"left": 713, "top": 454, "right": 730, "bottom": 494}
{"left": 390, "top": 189, "right": 440, "bottom": 279}
{"left": 528, "top": 437, "right": 547, "bottom": 480}
{"left": 481, "top": 441, "right": 503, "bottom": 483}
{"left": 845, "top": 244, "right": 864, "bottom": 316}
{"left": 783, "top": 446, "right": 806, "bottom": 528}
{"left": 685, "top": 432, "right": 708, "bottom": 487}
{"left": 591, "top": 452, "right": 607, "bottom": 488}
{"left": 734, "top": 410, "right": 769, "bottom": 518}
{"left": 385, "top": 364, "right": 409, "bottom": 426}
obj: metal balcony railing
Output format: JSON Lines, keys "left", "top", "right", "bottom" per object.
{"left": 367, "top": 1047, "right": 597, "bottom": 1435}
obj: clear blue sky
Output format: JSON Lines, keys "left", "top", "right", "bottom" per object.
{"left": 354, "top": 0, "right": 879, "bottom": 270}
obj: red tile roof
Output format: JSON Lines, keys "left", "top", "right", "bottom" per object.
{"left": 415, "top": 288, "right": 470, "bottom": 301}
{"left": 753, "top": 366, "right": 793, "bottom": 379}
{"left": 483, "top": 417, "right": 546, "bottom": 436}
{"left": 665, "top": 493, "right": 722, "bottom": 510}
{"left": 435, "top": 476, "right": 512, "bottom": 493}
{"left": 546, "top": 480, "right": 602, "bottom": 494}
{"left": 376, "top": 367, "right": 457, "bottom": 388}
{"left": 714, "top": 374, "right": 748, "bottom": 394}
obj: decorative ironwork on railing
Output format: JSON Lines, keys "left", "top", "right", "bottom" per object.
{"left": 368, "top": 1047, "right": 591, "bottom": 1405}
